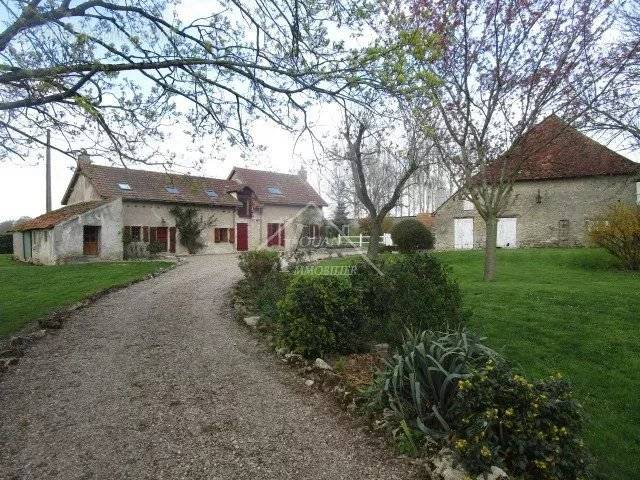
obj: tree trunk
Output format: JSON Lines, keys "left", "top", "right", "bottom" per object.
{"left": 367, "top": 218, "right": 382, "bottom": 258}
{"left": 483, "top": 214, "right": 498, "bottom": 281}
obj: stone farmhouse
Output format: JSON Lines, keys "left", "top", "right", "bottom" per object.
{"left": 434, "top": 116, "right": 640, "bottom": 250}
{"left": 12, "top": 159, "right": 326, "bottom": 264}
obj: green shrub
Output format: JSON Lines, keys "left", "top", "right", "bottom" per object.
{"left": 589, "top": 203, "right": 640, "bottom": 270}
{"left": 450, "top": 364, "right": 589, "bottom": 479}
{"left": 147, "top": 241, "right": 164, "bottom": 255}
{"left": 170, "top": 205, "right": 213, "bottom": 254}
{"left": 351, "top": 253, "right": 467, "bottom": 345}
{"left": 255, "top": 271, "right": 290, "bottom": 326}
{"left": 276, "top": 275, "right": 367, "bottom": 358}
{"left": 391, "top": 219, "right": 434, "bottom": 253}
{"left": 238, "top": 250, "right": 281, "bottom": 289}
{"left": 0, "top": 234, "right": 12, "bottom": 254}
{"left": 367, "top": 330, "right": 498, "bottom": 439}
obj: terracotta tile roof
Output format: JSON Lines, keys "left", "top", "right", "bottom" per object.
{"left": 229, "top": 167, "right": 328, "bottom": 206}
{"left": 13, "top": 201, "right": 107, "bottom": 231}
{"left": 62, "top": 164, "right": 241, "bottom": 207}
{"left": 481, "top": 115, "right": 639, "bottom": 182}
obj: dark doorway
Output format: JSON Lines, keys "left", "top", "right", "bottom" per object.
{"left": 156, "top": 227, "right": 168, "bottom": 252}
{"left": 83, "top": 226, "right": 100, "bottom": 256}
{"left": 236, "top": 223, "right": 248, "bottom": 251}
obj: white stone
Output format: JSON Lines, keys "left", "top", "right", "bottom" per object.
{"left": 243, "top": 316, "right": 260, "bottom": 328}
{"left": 428, "top": 448, "right": 468, "bottom": 480}
{"left": 427, "top": 448, "right": 509, "bottom": 480}
{"left": 373, "top": 343, "right": 390, "bottom": 356}
{"left": 476, "top": 466, "right": 508, "bottom": 480}
{"left": 304, "top": 379, "right": 314, "bottom": 387}
{"left": 313, "top": 358, "right": 332, "bottom": 370}
{"left": 284, "top": 353, "right": 304, "bottom": 364}
{"left": 31, "top": 329, "right": 47, "bottom": 339}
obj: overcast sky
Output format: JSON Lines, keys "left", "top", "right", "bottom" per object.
{"left": 1, "top": 1, "right": 638, "bottom": 223}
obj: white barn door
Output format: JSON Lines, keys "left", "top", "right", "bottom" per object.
{"left": 497, "top": 217, "right": 517, "bottom": 248}
{"left": 454, "top": 218, "right": 474, "bottom": 249}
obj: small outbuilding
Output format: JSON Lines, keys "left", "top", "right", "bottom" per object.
{"left": 12, "top": 199, "right": 123, "bottom": 265}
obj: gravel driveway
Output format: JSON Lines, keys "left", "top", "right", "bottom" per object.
{"left": 0, "top": 255, "right": 418, "bottom": 480}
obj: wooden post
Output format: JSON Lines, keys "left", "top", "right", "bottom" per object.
{"left": 359, "top": 233, "right": 363, "bottom": 248}
{"left": 45, "top": 130, "right": 51, "bottom": 213}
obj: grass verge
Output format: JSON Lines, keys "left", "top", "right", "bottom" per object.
{"left": 313, "top": 248, "right": 640, "bottom": 480}
{"left": 0, "top": 254, "right": 172, "bottom": 337}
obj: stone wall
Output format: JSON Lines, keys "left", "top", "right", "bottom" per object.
{"left": 65, "top": 174, "right": 102, "bottom": 204}
{"left": 434, "top": 175, "right": 638, "bottom": 250}
{"left": 12, "top": 232, "right": 24, "bottom": 261}
{"left": 54, "top": 198, "right": 124, "bottom": 263}
{"left": 240, "top": 203, "right": 323, "bottom": 251}
{"left": 122, "top": 201, "right": 236, "bottom": 255}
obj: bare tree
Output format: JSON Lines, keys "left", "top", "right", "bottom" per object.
{"left": 580, "top": 0, "right": 640, "bottom": 148}
{"left": 0, "top": 0, "right": 406, "bottom": 165}
{"left": 332, "top": 106, "right": 434, "bottom": 257}
{"left": 409, "top": 0, "right": 617, "bottom": 280}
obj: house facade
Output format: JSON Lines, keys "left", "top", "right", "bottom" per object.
{"left": 434, "top": 116, "right": 640, "bottom": 250}
{"left": 13, "top": 160, "right": 326, "bottom": 264}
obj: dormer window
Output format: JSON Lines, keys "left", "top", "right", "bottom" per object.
{"left": 267, "top": 186, "right": 283, "bottom": 196}
{"left": 117, "top": 182, "right": 131, "bottom": 191}
{"left": 165, "top": 186, "right": 180, "bottom": 194}
{"left": 205, "top": 188, "right": 218, "bottom": 198}
{"left": 462, "top": 199, "right": 474, "bottom": 211}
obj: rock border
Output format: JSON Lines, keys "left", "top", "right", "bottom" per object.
{"left": 0, "top": 259, "right": 180, "bottom": 378}
{"left": 230, "top": 285, "right": 510, "bottom": 480}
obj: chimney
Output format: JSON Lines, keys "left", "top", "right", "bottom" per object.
{"left": 298, "top": 167, "right": 307, "bottom": 181}
{"left": 77, "top": 149, "right": 91, "bottom": 169}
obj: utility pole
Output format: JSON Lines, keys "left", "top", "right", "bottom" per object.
{"left": 46, "top": 129, "right": 51, "bottom": 213}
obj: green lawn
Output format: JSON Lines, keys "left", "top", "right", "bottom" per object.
{"left": 315, "top": 248, "right": 640, "bottom": 480}
{"left": 0, "top": 254, "right": 172, "bottom": 337}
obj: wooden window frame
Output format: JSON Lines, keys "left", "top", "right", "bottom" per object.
{"left": 214, "top": 227, "right": 229, "bottom": 243}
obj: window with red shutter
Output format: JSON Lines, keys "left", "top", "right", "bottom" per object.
{"left": 267, "top": 223, "right": 279, "bottom": 246}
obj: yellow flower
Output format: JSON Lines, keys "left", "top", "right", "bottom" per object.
{"left": 458, "top": 379, "right": 472, "bottom": 391}
{"left": 480, "top": 446, "right": 491, "bottom": 457}
{"left": 534, "top": 460, "right": 547, "bottom": 470}
{"left": 504, "top": 407, "right": 514, "bottom": 417}
{"left": 454, "top": 439, "right": 468, "bottom": 451}
{"left": 485, "top": 408, "right": 498, "bottom": 420}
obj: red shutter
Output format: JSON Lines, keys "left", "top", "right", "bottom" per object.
{"left": 169, "top": 227, "right": 176, "bottom": 253}
{"left": 267, "top": 223, "right": 277, "bottom": 246}
{"left": 279, "top": 223, "right": 285, "bottom": 247}
{"left": 229, "top": 228, "right": 235, "bottom": 243}
{"left": 149, "top": 227, "right": 157, "bottom": 243}
{"left": 214, "top": 228, "right": 220, "bottom": 243}
{"left": 143, "top": 226, "right": 149, "bottom": 242}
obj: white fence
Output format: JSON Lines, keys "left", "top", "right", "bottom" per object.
{"left": 325, "top": 233, "right": 393, "bottom": 248}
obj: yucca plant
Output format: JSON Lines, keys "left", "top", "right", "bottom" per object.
{"left": 368, "top": 329, "right": 498, "bottom": 438}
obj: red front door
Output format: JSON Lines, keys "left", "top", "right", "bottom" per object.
{"left": 236, "top": 223, "right": 248, "bottom": 251}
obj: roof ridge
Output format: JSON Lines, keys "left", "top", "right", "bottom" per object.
{"left": 84, "top": 163, "right": 231, "bottom": 183}
{"left": 233, "top": 166, "right": 299, "bottom": 177}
